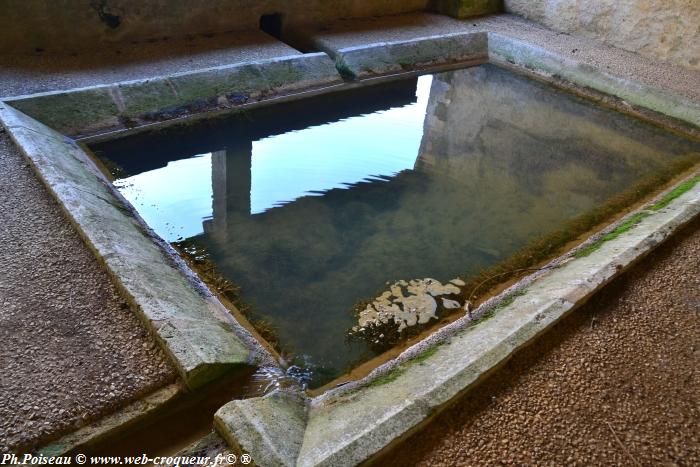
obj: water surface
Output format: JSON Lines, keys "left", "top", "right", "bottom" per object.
{"left": 92, "top": 65, "right": 700, "bottom": 388}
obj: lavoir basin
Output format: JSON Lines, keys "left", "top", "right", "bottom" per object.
{"left": 90, "top": 64, "right": 700, "bottom": 389}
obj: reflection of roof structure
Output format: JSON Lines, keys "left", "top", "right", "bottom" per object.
{"left": 92, "top": 78, "right": 419, "bottom": 175}
{"left": 415, "top": 65, "right": 697, "bottom": 181}
{"left": 204, "top": 64, "right": 700, "bottom": 248}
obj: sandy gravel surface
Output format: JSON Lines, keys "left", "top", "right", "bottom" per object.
{"left": 0, "top": 134, "right": 177, "bottom": 453}
{"left": 389, "top": 218, "right": 700, "bottom": 466}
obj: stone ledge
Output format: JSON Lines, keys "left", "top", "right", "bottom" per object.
{"left": 38, "top": 384, "right": 182, "bottom": 456}
{"left": 0, "top": 103, "right": 275, "bottom": 390}
{"left": 488, "top": 32, "right": 700, "bottom": 127}
{"left": 319, "top": 32, "right": 488, "bottom": 79}
{"left": 4, "top": 53, "right": 343, "bottom": 137}
{"left": 214, "top": 390, "right": 308, "bottom": 467}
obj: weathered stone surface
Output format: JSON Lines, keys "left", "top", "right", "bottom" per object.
{"left": 214, "top": 390, "right": 308, "bottom": 467}
{"left": 441, "top": 298, "right": 461, "bottom": 309}
{"left": 505, "top": 0, "right": 700, "bottom": 70}
{"left": 327, "top": 32, "right": 488, "bottom": 79}
{"left": 7, "top": 53, "right": 343, "bottom": 136}
{"left": 352, "top": 278, "right": 463, "bottom": 339}
{"left": 0, "top": 0, "right": 431, "bottom": 54}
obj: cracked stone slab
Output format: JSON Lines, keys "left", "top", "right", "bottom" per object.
{"left": 0, "top": 102, "right": 274, "bottom": 389}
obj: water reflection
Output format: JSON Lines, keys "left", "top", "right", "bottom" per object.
{"left": 109, "top": 77, "right": 431, "bottom": 241}
{"left": 93, "top": 65, "right": 700, "bottom": 388}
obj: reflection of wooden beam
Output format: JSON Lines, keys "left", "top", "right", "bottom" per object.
{"left": 206, "top": 143, "right": 253, "bottom": 240}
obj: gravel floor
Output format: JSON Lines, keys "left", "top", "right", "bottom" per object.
{"left": 0, "top": 133, "right": 177, "bottom": 453}
{"left": 389, "top": 218, "right": 700, "bottom": 466}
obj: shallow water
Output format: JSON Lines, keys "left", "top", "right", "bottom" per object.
{"left": 92, "top": 64, "right": 700, "bottom": 388}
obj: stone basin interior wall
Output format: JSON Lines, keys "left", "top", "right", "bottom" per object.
{"left": 504, "top": 0, "right": 700, "bottom": 70}
{"left": 1, "top": 0, "right": 435, "bottom": 54}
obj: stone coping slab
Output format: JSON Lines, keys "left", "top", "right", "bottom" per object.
{"left": 0, "top": 103, "right": 276, "bottom": 390}
{"left": 215, "top": 390, "right": 309, "bottom": 467}
{"left": 38, "top": 384, "right": 182, "bottom": 456}
{"left": 488, "top": 33, "right": 700, "bottom": 127}
{"left": 4, "top": 53, "right": 342, "bottom": 137}
{"left": 288, "top": 12, "right": 699, "bottom": 103}
{"left": 315, "top": 32, "right": 488, "bottom": 79}
{"left": 289, "top": 28, "right": 699, "bottom": 128}
{"left": 0, "top": 30, "right": 305, "bottom": 99}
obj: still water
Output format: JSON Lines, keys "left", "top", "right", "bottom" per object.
{"left": 92, "top": 65, "right": 700, "bottom": 388}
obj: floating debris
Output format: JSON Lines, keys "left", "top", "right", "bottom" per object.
{"left": 348, "top": 278, "right": 464, "bottom": 348}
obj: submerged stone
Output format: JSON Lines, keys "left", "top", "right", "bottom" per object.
{"left": 441, "top": 298, "right": 461, "bottom": 309}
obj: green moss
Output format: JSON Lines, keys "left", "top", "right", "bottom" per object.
{"left": 574, "top": 212, "right": 649, "bottom": 258}
{"left": 495, "top": 289, "right": 527, "bottom": 309}
{"left": 335, "top": 60, "right": 356, "bottom": 80}
{"left": 10, "top": 88, "right": 119, "bottom": 134}
{"left": 650, "top": 175, "right": 700, "bottom": 211}
{"left": 573, "top": 173, "right": 699, "bottom": 258}
{"left": 470, "top": 289, "right": 527, "bottom": 327}
{"left": 413, "top": 344, "right": 441, "bottom": 364}
{"left": 366, "top": 343, "right": 444, "bottom": 387}
{"left": 367, "top": 365, "right": 406, "bottom": 387}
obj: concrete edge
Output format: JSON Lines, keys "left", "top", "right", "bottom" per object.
{"left": 4, "top": 53, "right": 343, "bottom": 137}
{"left": 0, "top": 103, "right": 278, "bottom": 390}
{"left": 316, "top": 31, "right": 488, "bottom": 80}
{"left": 214, "top": 390, "right": 309, "bottom": 467}
{"left": 295, "top": 171, "right": 700, "bottom": 466}
{"left": 487, "top": 32, "right": 700, "bottom": 127}
{"left": 37, "top": 383, "right": 182, "bottom": 456}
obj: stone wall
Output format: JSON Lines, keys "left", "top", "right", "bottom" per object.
{"left": 504, "top": 0, "right": 700, "bottom": 70}
{"left": 0, "top": 0, "right": 431, "bottom": 53}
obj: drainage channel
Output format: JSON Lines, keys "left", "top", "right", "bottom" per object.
{"left": 259, "top": 12, "right": 326, "bottom": 56}
{"left": 64, "top": 368, "right": 260, "bottom": 458}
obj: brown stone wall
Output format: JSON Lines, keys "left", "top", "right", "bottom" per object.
{"left": 0, "top": 0, "right": 430, "bottom": 53}
{"left": 504, "top": 0, "right": 700, "bottom": 70}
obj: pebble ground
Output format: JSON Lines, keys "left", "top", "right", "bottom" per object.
{"left": 0, "top": 134, "right": 177, "bottom": 453}
{"left": 390, "top": 218, "right": 700, "bottom": 465}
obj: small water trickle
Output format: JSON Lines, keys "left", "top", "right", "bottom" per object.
{"left": 247, "top": 359, "right": 316, "bottom": 395}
